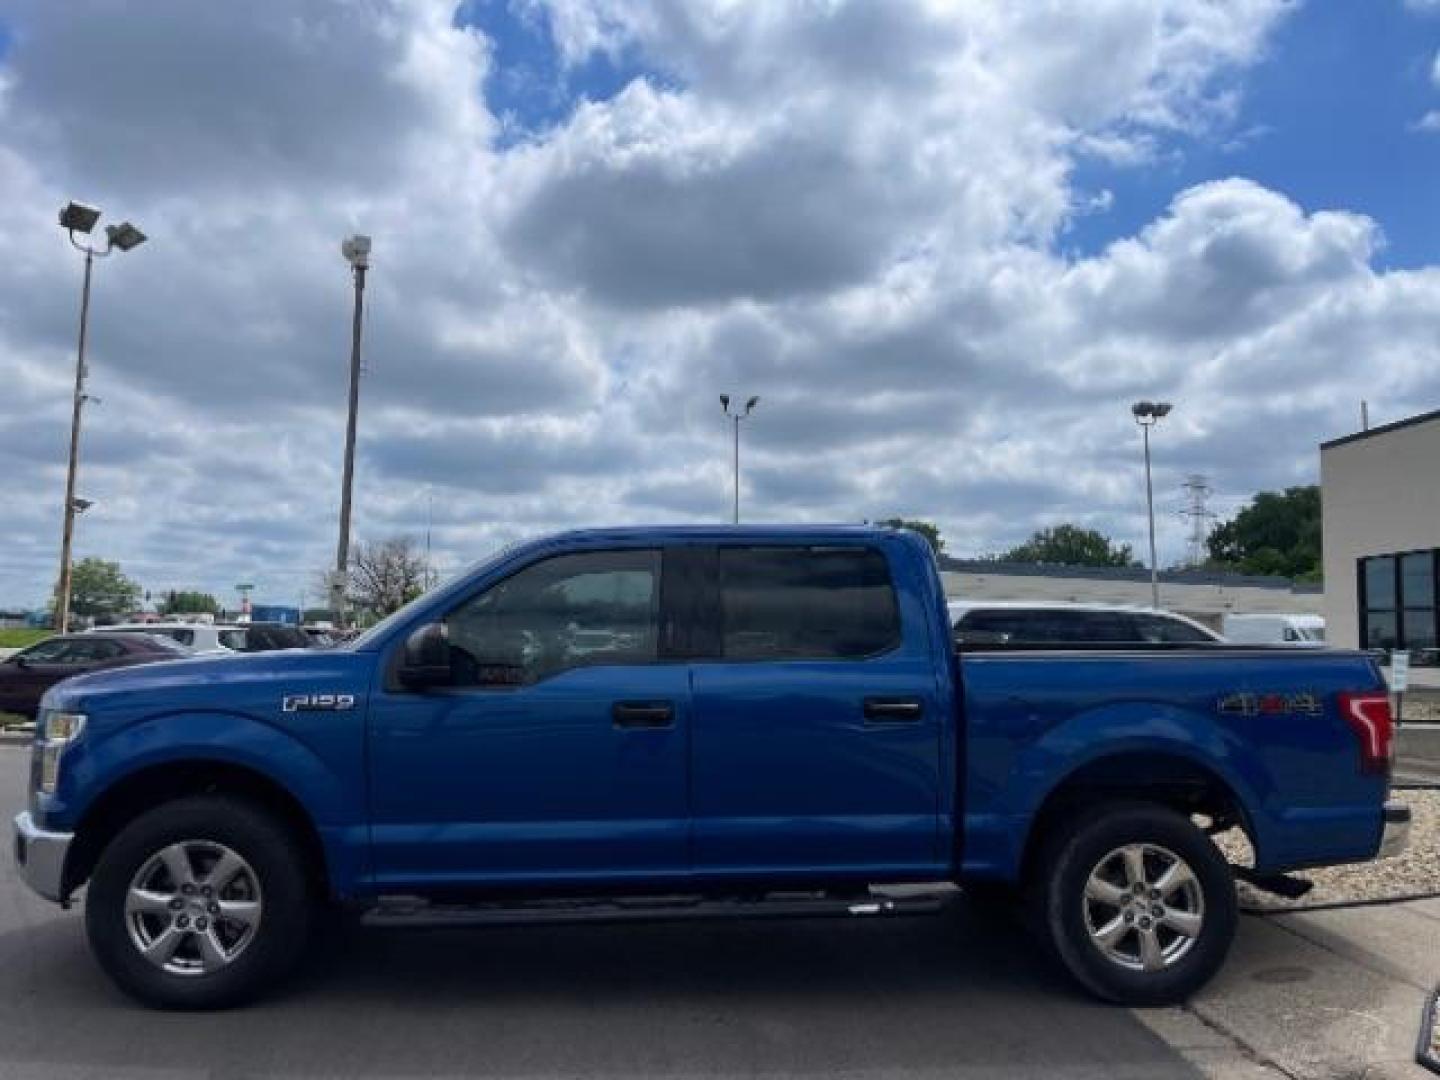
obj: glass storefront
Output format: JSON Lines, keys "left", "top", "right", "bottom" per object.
{"left": 1360, "top": 549, "right": 1438, "bottom": 662}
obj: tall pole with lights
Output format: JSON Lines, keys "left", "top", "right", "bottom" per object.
{"left": 720, "top": 394, "right": 759, "bottom": 524}
{"left": 55, "top": 202, "right": 146, "bottom": 632}
{"left": 1131, "top": 399, "right": 1173, "bottom": 610}
{"left": 332, "top": 234, "right": 371, "bottom": 627}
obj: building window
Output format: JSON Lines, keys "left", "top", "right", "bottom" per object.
{"left": 1360, "top": 550, "right": 1438, "bottom": 662}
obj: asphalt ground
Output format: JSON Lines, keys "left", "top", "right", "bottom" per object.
{"left": 0, "top": 746, "right": 1204, "bottom": 1080}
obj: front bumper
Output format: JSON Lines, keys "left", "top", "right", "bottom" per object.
{"left": 12, "top": 812, "right": 73, "bottom": 903}
{"left": 1379, "top": 801, "right": 1411, "bottom": 860}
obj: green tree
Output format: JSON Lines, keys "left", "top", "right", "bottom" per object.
{"left": 877, "top": 518, "right": 945, "bottom": 554}
{"left": 999, "top": 524, "right": 1137, "bottom": 568}
{"left": 160, "top": 590, "right": 220, "bottom": 616}
{"left": 1206, "top": 485, "right": 1321, "bottom": 581}
{"left": 66, "top": 558, "right": 141, "bottom": 618}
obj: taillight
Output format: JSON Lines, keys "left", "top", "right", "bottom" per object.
{"left": 1337, "top": 691, "right": 1394, "bottom": 776}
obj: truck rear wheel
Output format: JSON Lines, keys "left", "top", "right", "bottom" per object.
{"left": 85, "top": 795, "right": 314, "bottom": 1009}
{"left": 1030, "top": 801, "right": 1236, "bottom": 1007}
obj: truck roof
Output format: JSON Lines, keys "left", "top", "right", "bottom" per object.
{"left": 541, "top": 524, "right": 901, "bottom": 544}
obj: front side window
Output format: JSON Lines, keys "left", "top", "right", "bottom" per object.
{"left": 719, "top": 546, "right": 900, "bottom": 660}
{"left": 443, "top": 549, "right": 660, "bottom": 686}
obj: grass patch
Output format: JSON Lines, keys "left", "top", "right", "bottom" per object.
{"left": 0, "top": 627, "right": 49, "bottom": 649}
{"left": 0, "top": 711, "right": 31, "bottom": 732}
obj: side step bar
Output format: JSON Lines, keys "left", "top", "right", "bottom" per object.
{"left": 363, "top": 886, "right": 958, "bottom": 929}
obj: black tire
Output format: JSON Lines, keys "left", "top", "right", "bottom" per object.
{"left": 1028, "top": 801, "right": 1237, "bottom": 1007}
{"left": 85, "top": 795, "right": 315, "bottom": 1009}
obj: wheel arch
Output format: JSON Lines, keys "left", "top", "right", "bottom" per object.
{"left": 1017, "top": 750, "right": 1255, "bottom": 888}
{"left": 64, "top": 759, "right": 330, "bottom": 899}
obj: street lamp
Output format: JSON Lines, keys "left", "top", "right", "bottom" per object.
{"left": 332, "top": 234, "right": 371, "bottom": 627}
{"left": 720, "top": 395, "right": 760, "bottom": 524}
{"left": 1131, "top": 400, "right": 1173, "bottom": 610}
{"left": 54, "top": 201, "right": 146, "bottom": 633}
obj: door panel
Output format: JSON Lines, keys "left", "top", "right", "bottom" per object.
{"left": 368, "top": 664, "right": 691, "bottom": 886}
{"left": 688, "top": 544, "right": 944, "bottom": 878}
{"left": 690, "top": 656, "right": 943, "bottom": 873}
{"left": 366, "top": 547, "right": 691, "bottom": 889}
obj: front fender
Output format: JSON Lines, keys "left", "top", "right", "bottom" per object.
{"left": 48, "top": 710, "right": 367, "bottom": 895}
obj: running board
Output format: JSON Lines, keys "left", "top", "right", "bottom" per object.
{"left": 363, "top": 887, "right": 956, "bottom": 929}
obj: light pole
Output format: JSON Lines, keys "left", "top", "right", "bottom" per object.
{"left": 54, "top": 201, "right": 146, "bottom": 633}
{"left": 720, "top": 394, "right": 759, "bottom": 524}
{"left": 332, "top": 234, "right": 371, "bottom": 627}
{"left": 1131, "top": 400, "right": 1173, "bottom": 609}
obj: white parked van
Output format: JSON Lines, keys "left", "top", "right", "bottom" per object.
{"left": 1221, "top": 613, "right": 1326, "bottom": 646}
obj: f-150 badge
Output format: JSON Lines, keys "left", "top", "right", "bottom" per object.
{"left": 282, "top": 693, "right": 356, "bottom": 712}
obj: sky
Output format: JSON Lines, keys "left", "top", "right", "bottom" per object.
{"left": 2, "top": 0, "right": 1440, "bottom": 609}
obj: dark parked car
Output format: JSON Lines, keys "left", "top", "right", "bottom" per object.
{"left": 0, "top": 633, "right": 189, "bottom": 720}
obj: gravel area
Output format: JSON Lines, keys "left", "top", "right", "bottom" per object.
{"left": 1399, "top": 697, "right": 1440, "bottom": 724}
{"left": 1214, "top": 787, "right": 1440, "bottom": 911}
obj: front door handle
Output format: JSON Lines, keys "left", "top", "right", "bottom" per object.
{"left": 612, "top": 701, "right": 675, "bottom": 729}
{"left": 863, "top": 697, "right": 924, "bottom": 723}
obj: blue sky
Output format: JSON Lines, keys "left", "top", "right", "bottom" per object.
{"left": 458, "top": 0, "right": 656, "bottom": 145}
{"left": 1070, "top": 2, "right": 1440, "bottom": 267}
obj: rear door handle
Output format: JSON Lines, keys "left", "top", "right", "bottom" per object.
{"left": 863, "top": 697, "right": 924, "bottom": 724}
{"left": 612, "top": 701, "right": 675, "bottom": 729}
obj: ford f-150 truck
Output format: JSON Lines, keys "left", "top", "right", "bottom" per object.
{"left": 13, "top": 526, "right": 1409, "bottom": 1009}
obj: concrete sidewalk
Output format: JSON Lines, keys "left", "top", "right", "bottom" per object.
{"left": 1139, "top": 898, "right": 1440, "bottom": 1078}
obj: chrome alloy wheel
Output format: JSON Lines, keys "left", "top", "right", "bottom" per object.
{"left": 1081, "top": 843, "right": 1205, "bottom": 973}
{"left": 124, "top": 840, "right": 263, "bottom": 976}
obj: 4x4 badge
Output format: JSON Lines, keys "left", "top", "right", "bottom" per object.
{"left": 1218, "top": 692, "right": 1323, "bottom": 717}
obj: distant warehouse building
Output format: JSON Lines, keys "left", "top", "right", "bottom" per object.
{"left": 1321, "top": 407, "right": 1440, "bottom": 657}
{"left": 936, "top": 559, "right": 1322, "bottom": 633}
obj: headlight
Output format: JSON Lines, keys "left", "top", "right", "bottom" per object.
{"left": 36, "top": 710, "right": 85, "bottom": 794}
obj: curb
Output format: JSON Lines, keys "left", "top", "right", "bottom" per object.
{"left": 0, "top": 732, "right": 32, "bottom": 746}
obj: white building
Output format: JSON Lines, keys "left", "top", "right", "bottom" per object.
{"left": 938, "top": 559, "right": 1322, "bottom": 633}
{"left": 1321, "top": 408, "right": 1440, "bottom": 657}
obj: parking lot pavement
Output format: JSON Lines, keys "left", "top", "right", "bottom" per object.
{"left": 0, "top": 746, "right": 1423, "bottom": 1080}
{"left": 1154, "top": 898, "right": 1440, "bottom": 1079}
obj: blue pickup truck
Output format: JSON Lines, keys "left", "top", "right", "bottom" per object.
{"left": 13, "top": 526, "right": 1408, "bottom": 1009}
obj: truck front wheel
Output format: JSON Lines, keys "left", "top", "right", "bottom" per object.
{"left": 85, "top": 795, "right": 314, "bottom": 1009}
{"left": 1031, "top": 801, "right": 1237, "bottom": 1007}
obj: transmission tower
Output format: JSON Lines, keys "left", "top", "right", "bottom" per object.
{"left": 1179, "top": 475, "right": 1216, "bottom": 568}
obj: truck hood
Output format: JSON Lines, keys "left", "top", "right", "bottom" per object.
{"left": 41, "top": 648, "right": 379, "bottom": 720}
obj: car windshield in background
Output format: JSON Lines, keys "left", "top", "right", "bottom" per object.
{"left": 132, "top": 634, "right": 193, "bottom": 655}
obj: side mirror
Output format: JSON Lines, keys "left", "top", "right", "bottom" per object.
{"left": 397, "top": 622, "right": 451, "bottom": 689}
{"left": 14, "top": 656, "right": 29, "bottom": 669}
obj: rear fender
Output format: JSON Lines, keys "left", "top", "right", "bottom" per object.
{"left": 975, "top": 701, "right": 1269, "bottom": 880}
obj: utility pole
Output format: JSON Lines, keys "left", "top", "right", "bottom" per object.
{"left": 719, "top": 395, "right": 760, "bottom": 524}
{"left": 1131, "top": 400, "right": 1173, "bottom": 609}
{"left": 55, "top": 202, "right": 146, "bottom": 633}
{"left": 333, "top": 235, "right": 371, "bottom": 627}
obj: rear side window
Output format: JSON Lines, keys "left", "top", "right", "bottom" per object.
{"left": 719, "top": 546, "right": 901, "bottom": 660}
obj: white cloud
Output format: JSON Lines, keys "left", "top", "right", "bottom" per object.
{"left": 1, "top": 0, "right": 1436, "bottom": 608}
{"left": 1413, "top": 109, "right": 1440, "bottom": 132}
